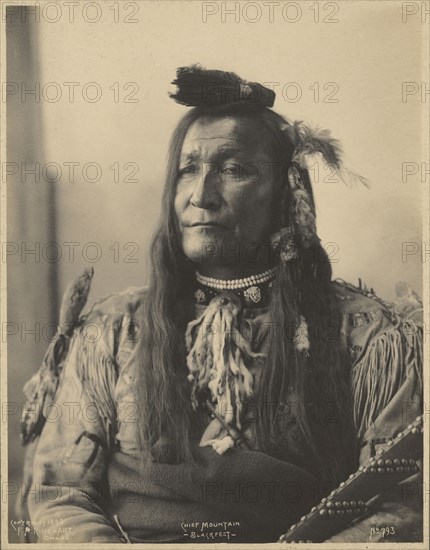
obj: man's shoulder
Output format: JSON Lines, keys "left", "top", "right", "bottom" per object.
{"left": 332, "top": 278, "right": 423, "bottom": 324}
{"left": 332, "top": 280, "right": 423, "bottom": 442}
{"left": 330, "top": 279, "right": 399, "bottom": 366}
{"left": 83, "top": 284, "right": 149, "bottom": 321}
{"left": 331, "top": 278, "right": 396, "bottom": 324}
{"left": 78, "top": 285, "right": 148, "bottom": 370}
{"left": 331, "top": 278, "right": 422, "bottom": 376}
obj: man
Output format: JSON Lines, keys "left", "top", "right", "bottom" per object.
{"left": 21, "top": 66, "right": 423, "bottom": 543}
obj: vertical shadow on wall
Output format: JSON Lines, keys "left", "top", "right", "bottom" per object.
{"left": 6, "top": 6, "right": 59, "bottom": 542}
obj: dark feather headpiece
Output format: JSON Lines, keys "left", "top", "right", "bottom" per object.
{"left": 170, "top": 65, "right": 275, "bottom": 108}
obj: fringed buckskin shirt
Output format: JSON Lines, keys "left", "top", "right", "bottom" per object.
{"left": 25, "top": 280, "right": 423, "bottom": 543}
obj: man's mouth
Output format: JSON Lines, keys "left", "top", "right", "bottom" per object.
{"left": 188, "top": 222, "right": 224, "bottom": 228}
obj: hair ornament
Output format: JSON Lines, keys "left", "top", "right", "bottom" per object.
{"left": 283, "top": 121, "right": 369, "bottom": 187}
{"left": 288, "top": 163, "right": 318, "bottom": 250}
{"left": 295, "top": 315, "right": 310, "bottom": 353}
{"left": 272, "top": 121, "right": 368, "bottom": 260}
{"left": 270, "top": 226, "right": 299, "bottom": 263}
{"left": 169, "top": 65, "right": 275, "bottom": 108}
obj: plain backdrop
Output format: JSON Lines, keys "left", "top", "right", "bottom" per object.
{"left": 38, "top": 0, "right": 425, "bottom": 299}
{"left": 5, "top": 0, "right": 427, "bottom": 530}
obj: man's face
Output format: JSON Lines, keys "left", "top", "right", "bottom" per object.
{"left": 174, "top": 115, "right": 279, "bottom": 269}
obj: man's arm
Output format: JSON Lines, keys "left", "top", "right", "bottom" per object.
{"left": 28, "top": 314, "right": 125, "bottom": 543}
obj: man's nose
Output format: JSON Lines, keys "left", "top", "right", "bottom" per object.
{"left": 190, "top": 163, "right": 221, "bottom": 209}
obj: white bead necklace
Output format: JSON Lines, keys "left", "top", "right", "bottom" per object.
{"left": 195, "top": 266, "right": 277, "bottom": 290}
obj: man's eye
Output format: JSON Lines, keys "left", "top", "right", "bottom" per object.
{"left": 221, "top": 164, "right": 247, "bottom": 177}
{"left": 179, "top": 165, "right": 200, "bottom": 176}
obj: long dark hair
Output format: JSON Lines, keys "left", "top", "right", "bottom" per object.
{"left": 133, "top": 102, "right": 357, "bottom": 484}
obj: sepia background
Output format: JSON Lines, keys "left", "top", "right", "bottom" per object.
{"left": 5, "top": 0, "right": 426, "bottom": 532}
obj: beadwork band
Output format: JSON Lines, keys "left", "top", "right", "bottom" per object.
{"left": 195, "top": 266, "right": 277, "bottom": 290}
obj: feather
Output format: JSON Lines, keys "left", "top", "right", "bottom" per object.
{"left": 394, "top": 281, "right": 423, "bottom": 321}
{"left": 290, "top": 121, "right": 344, "bottom": 169}
{"left": 285, "top": 121, "right": 370, "bottom": 187}
{"left": 170, "top": 64, "right": 275, "bottom": 107}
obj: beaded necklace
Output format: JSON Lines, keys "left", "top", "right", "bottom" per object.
{"left": 196, "top": 267, "right": 277, "bottom": 290}
{"left": 194, "top": 267, "right": 277, "bottom": 308}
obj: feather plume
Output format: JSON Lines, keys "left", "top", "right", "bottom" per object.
{"left": 394, "top": 281, "right": 423, "bottom": 321}
{"left": 285, "top": 121, "right": 370, "bottom": 187}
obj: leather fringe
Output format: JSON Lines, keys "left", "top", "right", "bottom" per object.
{"left": 351, "top": 320, "right": 422, "bottom": 437}
{"left": 75, "top": 323, "right": 119, "bottom": 447}
{"left": 21, "top": 335, "right": 68, "bottom": 444}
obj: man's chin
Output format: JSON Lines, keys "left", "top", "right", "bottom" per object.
{"left": 181, "top": 241, "right": 224, "bottom": 266}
